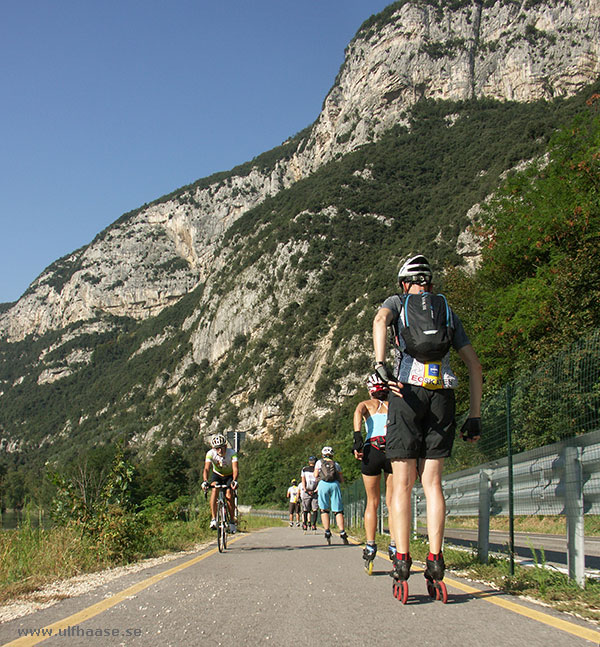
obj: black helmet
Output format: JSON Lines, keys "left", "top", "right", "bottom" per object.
{"left": 398, "top": 255, "right": 432, "bottom": 286}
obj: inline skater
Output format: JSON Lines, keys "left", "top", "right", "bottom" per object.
{"left": 202, "top": 434, "right": 239, "bottom": 533}
{"left": 300, "top": 456, "right": 319, "bottom": 532}
{"left": 286, "top": 479, "right": 301, "bottom": 526}
{"left": 314, "top": 446, "right": 349, "bottom": 545}
{"left": 353, "top": 373, "right": 396, "bottom": 574}
{"left": 372, "top": 254, "right": 482, "bottom": 603}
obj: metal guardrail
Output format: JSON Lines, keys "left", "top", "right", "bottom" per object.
{"left": 244, "top": 508, "right": 288, "bottom": 520}
{"left": 413, "top": 428, "right": 600, "bottom": 518}
{"left": 342, "top": 429, "right": 600, "bottom": 587}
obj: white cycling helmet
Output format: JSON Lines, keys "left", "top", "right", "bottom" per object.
{"left": 211, "top": 433, "right": 227, "bottom": 448}
{"left": 321, "top": 446, "right": 334, "bottom": 457}
{"left": 398, "top": 254, "right": 432, "bottom": 286}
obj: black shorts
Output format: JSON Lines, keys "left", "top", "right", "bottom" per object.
{"left": 211, "top": 474, "right": 233, "bottom": 487}
{"left": 361, "top": 443, "right": 392, "bottom": 476}
{"left": 385, "top": 385, "right": 456, "bottom": 460}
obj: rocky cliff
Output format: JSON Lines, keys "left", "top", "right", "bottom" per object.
{"left": 1, "top": 0, "right": 599, "bottom": 453}
{"left": 2, "top": 0, "right": 599, "bottom": 343}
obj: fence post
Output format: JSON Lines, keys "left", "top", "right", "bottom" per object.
{"left": 506, "top": 383, "right": 515, "bottom": 575}
{"left": 564, "top": 446, "right": 585, "bottom": 588}
{"left": 478, "top": 469, "right": 491, "bottom": 564}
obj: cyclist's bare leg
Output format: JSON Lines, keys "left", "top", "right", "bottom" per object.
{"left": 225, "top": 489, "right": 236, "bottom": 522}
{"left": 210, "top": 488, "right": 218, "bottom": 519}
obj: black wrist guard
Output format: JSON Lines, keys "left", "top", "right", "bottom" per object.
{"left": 461, "top": 417, "right": 482, "bottom": 440}
{"left": 352, "top": 431, "right": 364, "bottom": 453}
{"left": 374, "top": 362, "right": 395, "bottom": 384}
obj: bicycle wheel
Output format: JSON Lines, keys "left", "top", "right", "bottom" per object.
{"left": 217, "top": 499, "right": 226, "bottom": 553}
{"left": 222, "top": 501, "right": 229, "bottom": 550}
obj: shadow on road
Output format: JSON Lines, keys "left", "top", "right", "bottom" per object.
{"left": 235, "top": 543, "right": 354, "bottom": 552}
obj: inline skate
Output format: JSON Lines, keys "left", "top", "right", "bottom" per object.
{"left": 363, "top": 543, "right": 377, "bottom": 575}
{"left": 424, "top": 552, "right": 448, "bottom": 603}
{"left": 324, "top": 528, "right": 332, "bottom": 545}
{"left": 340, "top": 530, "right": 349, "bottom": 545}
{"left": 390, "top": 551, "right": 411, "bottom": 604}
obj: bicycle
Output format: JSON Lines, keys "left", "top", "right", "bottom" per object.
{"left": 209, "top": 483, "right": 238, "bottom": 552}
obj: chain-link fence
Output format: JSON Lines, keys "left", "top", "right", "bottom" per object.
{"left": 341, "top": 329, "right": 600, "bottom": 586}
{"left": 470, "top": 328, "right": 600, "bottom": 472}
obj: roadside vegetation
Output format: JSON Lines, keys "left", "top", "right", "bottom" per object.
{"left": 0, "top": 509, "right": 284, "bottom": 606}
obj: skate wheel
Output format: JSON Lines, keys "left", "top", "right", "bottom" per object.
{"left": 427, "top": 581, "right": 437, "bottom": 599}
{"left": 392, "top": 581, "right": 399, "bottom": 599}
{"left": 399, "top": 580, "right": 409, "bottom": 604}
{"left": 438, "top": 580, "right": 448, "bottom": 604}
{"left": 365, "top": 560, "right": 374, "bottom": 576}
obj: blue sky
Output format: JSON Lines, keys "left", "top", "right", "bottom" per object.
{"left": 0, "top": 0, "right": 393, "bottom": 304}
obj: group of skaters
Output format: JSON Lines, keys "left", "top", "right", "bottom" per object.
{"left": 286, "top": 451, "right": 350, "bottom": 544}
{"left": 291, "top": 254, "right": 482, "bottom": 602}
{"left": 204, "top": 255, "right": 482, "bottom": 602}
{"left": 353, "top": 254, "right": 482, "bottom": 601}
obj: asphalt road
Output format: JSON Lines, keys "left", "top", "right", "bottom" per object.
{"left": 1, "top": 526, "right": 598, "bottom": 647}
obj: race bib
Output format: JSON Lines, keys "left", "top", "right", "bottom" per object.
{"left": 422, "top": 362, "right": 444, "bottom": 390}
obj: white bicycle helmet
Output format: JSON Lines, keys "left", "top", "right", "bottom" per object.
{"left": 211, "top": 433, "right": 227, "bottom": 448}
{"left": 321, "top": 446, "right": 334, "bottom": 457}
{"left": 398, "top": 254, "right": 432, "bottom": 286}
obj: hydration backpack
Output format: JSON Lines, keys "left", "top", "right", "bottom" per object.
{"left": 319, "top": 459, "right": 338, "bottom": 482}
{"left": 398, "top": 292, "right": 454, "bottom": 362}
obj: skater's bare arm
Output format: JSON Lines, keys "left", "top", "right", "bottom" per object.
{"left": 458, "top": 344, "right": 482, "bottom": 418}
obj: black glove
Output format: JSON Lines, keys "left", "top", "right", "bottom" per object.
{"left": 461, "top": 417, "right": 482, "bottom": 441}
{"left": 352, "top": 431, "right": 364, "bottom": 454}
{"left": 374, "top": 362, "right": 395, "bottom": 384}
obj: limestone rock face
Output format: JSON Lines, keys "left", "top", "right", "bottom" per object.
{"left": 1, "top": 0, "right": 598, "bottom": 343}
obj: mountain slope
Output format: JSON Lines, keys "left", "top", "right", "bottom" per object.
{"left": 1, "top": 0, "right": 600, "bottom": 464}
{"left": 1, "top": 0, "right": 599, "bottom": 342}
{"left": 2, "top": 85, "right": 599, "bottom": 465}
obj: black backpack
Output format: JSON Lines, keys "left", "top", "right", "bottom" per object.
{"left": 319, "top": 459, "right": 338, "bottom": 482}
{"left": 398, "top": 292, "right": 454, "bottom": 362}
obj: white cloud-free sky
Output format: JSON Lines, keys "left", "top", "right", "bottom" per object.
{"left": 0, "top": 0, "right": 393, "bottom": 303}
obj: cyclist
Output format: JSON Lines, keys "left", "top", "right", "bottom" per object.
{"left": 202, "top": 433, "right": 239, "bottom": 533}
{"left": 300, "top": 456, "right": 319, "bottom": 531}
{"left": 314, "top": 446, "right": 349, "bottom": 544}
{"left": 353, "top": 373, "right": 396, "bottom": 567}
{"left": 286, "top": 479, "right": 301, "bottom": 526}
{"left": 373, "top": 254, "right": 482, "bottom": 593}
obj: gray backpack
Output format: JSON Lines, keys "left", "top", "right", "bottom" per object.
{"left": 319, "top": 459, "right": 338, "bottom": 482}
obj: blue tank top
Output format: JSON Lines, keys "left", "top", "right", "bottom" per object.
{"left": 364, "top": 400, "right": 387, "bottom": 441}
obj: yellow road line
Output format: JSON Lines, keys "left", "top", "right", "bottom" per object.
{"left": 2, "top": 535, "right": 244, "bottom": 647}
{"left": 374, "top": 549, "right": 600, "bottom": 644}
